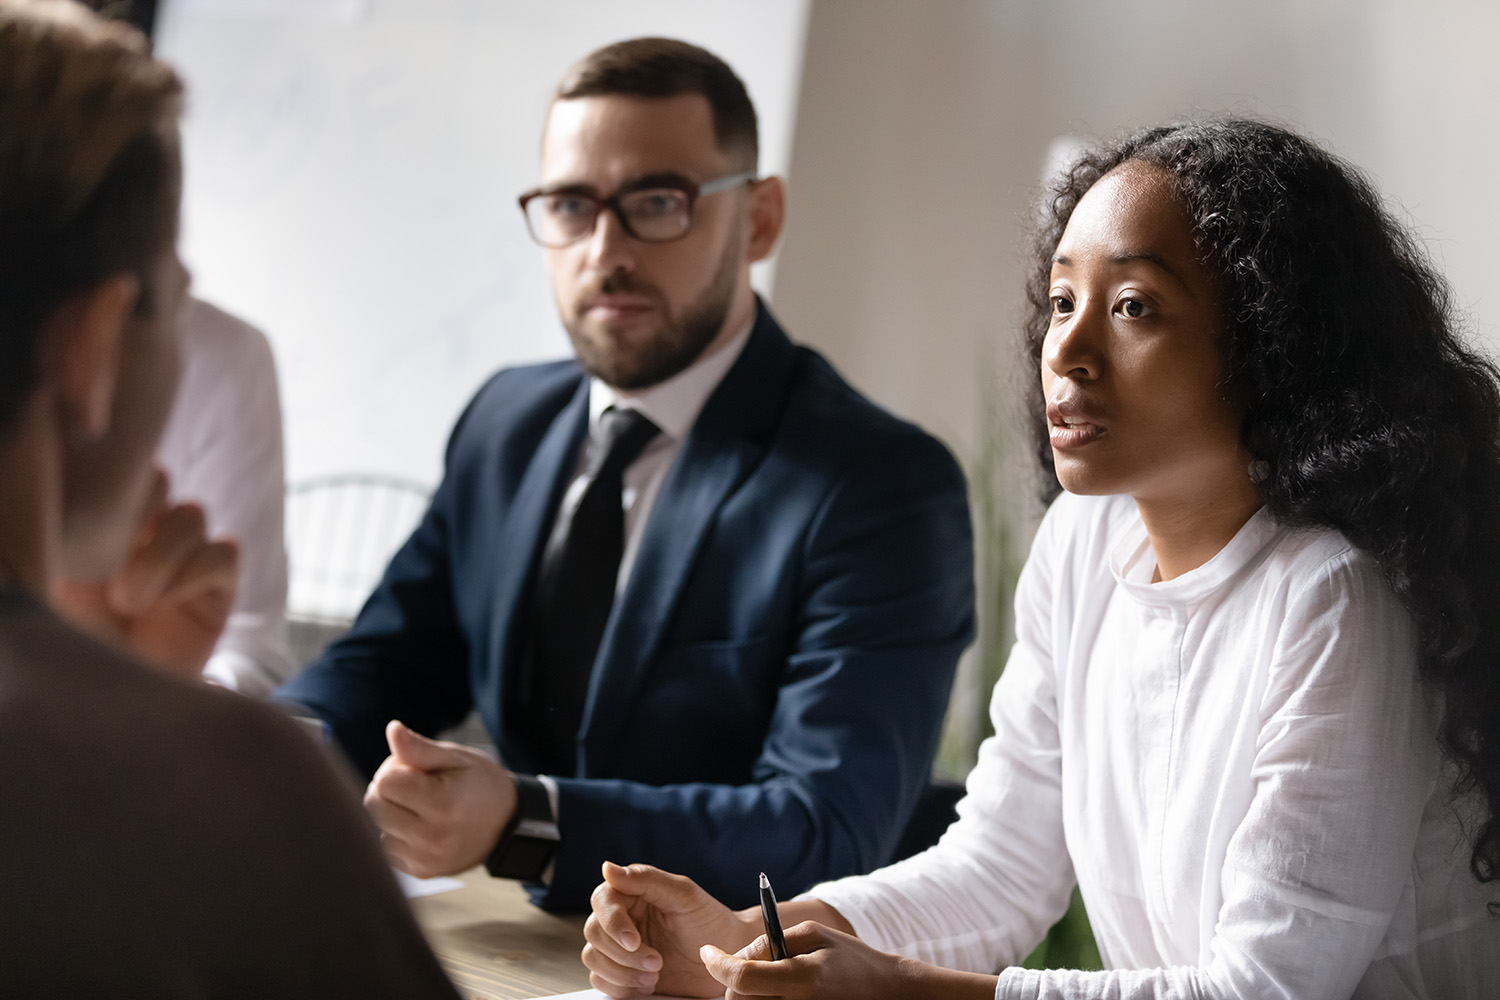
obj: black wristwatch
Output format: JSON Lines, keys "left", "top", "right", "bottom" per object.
{"left": 485, "top": 773, "right": 560, "bottom": 882}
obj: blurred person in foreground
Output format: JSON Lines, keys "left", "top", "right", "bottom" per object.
{"left": 580, "top": 119, "right": 1500, "bottom": 999}
{"left": 0, "top": 2, "right": 459, "bottom": 994}
{"left": 276, "top": 37, "right": 975, "bottom": 912}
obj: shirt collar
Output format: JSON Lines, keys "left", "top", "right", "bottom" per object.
{"left": 587, "top": 316, "right": 754, "bottom": 442}
{"left": 1110, "top": 502, "right": 1282, "bottom": 607}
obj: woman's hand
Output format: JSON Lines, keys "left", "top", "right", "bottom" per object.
{"left": 701, "top": 920, "right": 1000, "bottom": 1000}
{"left": 700, "top": 920, "right": 904, "bottom": 1000}
{"left": 582, "top": 862, "right": 761, "bottom": 998}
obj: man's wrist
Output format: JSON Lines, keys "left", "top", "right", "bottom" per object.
{"left": 484, "top": 772, "right": 560, "bottom": 882}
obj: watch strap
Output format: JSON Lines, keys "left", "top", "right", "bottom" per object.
{"left": 485, "top": 773, "right": 560, "bottom": 882}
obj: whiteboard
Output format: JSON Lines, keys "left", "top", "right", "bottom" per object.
{"left": 156, "top": 0, "right": 809, "bottom": 487}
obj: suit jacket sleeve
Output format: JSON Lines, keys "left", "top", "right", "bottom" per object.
{"left": 272, "top": 389, "right": 488, "bottom": 775}
{"left": 541, "top": 428, "right": 975, "bottom": 911}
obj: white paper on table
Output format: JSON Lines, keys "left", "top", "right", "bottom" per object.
{"left": 540, "top": 991, "right": 723, "bottom": 1000}
{"left": 394, "top": 869, "right": 464, "bottom": 898}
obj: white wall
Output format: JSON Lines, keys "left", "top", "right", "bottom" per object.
{"left": 156, "top": 0, "right": 809, "bottom": 488}
{"left": 155, "top": 0, "right": 1500, "bottom": 520}
{"left": 778, "top": 0, "right": 1500, "bottom": 478}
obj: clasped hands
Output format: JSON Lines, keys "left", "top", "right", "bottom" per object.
{"left": 582, "top": 861, "right": 906, "bottom": 1000}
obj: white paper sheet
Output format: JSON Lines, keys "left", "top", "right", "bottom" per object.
{"left": 394, "top": 869, "right": 464, "bottom": 898}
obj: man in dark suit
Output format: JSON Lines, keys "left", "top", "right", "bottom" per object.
{"left": 277, "top": 37, "right": 975, "bottom": 913}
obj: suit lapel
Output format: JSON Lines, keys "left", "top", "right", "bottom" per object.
{"left": 577, "top": 304, "right": 801, "bottom": 773}
{"left": 485, "top": 376, "right": 589, "bottom": 761}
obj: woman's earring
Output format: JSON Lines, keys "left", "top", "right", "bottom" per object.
{"left": 1248, "top": 459, "right": 1270, "bottom": 484}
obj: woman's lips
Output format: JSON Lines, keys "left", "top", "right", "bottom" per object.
{"left": 1046, "top": 399, "right": 1106, "bottom": 449}
{"left": 1048, "top": 421, "right": 1106, "bottom": 449}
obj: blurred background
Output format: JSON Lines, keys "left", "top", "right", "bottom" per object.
{"left": 148, "top": 0, "right": 1500, "bottom": 766}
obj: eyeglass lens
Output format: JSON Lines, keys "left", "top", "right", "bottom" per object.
{"left": 525, "top": 188, "right": 693, "bottom": 247}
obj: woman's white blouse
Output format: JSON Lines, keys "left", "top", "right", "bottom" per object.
{"left": 810, "top": 493, "right": 1498, "bottom": 998}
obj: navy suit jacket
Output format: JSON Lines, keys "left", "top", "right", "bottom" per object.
{"left": 278, "top": 304, "right": 975, "bottom": 911}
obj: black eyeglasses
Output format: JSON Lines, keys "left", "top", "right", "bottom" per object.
{"left": 518, "top": 171, "right": 756, "bottom": 248}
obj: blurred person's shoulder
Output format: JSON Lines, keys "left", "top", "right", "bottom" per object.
{"left": 0, "top": 590, "right": 327, "bottom": 779}
{"left": 0, "top": 589, "right": 367, "bottom": 859}
{"left": 0, "top": 591, "right": 459, "bottom": 997}
{"left": 179, "top": 296, "right": 274, "bottom": 365}
{"left": 171, "top": 297, "right": 280, "bottom": 408}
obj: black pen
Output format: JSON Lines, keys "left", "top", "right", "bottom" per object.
{"left": 757, "top": 871, "right": 788, "bottom": 960}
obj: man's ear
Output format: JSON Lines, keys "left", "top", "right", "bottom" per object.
{"left": 45, "top": 275, "right": 139, "bottom": 440}
{"left": 745, "top": 175, "right": 786, "bottom": 264}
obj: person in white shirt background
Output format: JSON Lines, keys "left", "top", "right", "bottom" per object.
{"left": 577, "top": 118, "right": 1500, "bottom": 999}
{"left": 155, "top": 296, "right": 293, "bottom": 696}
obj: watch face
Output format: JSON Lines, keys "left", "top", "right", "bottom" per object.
{"left": 486, "top": 834, "right": 556, "bottom": 883}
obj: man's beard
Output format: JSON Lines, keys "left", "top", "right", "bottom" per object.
{"left": 564, "top": 226, "right": 740, "bottom": 391}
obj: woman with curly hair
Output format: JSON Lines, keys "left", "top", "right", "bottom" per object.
{"left": 576, "top": 118, "right": 1500, "bottom": 998}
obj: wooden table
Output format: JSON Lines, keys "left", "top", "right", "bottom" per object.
{"left": 411, "top": 867, "right": 593, "bottom": 999}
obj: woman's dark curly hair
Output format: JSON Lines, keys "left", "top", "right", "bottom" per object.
{"left": 1024, "top": 117, "right": 1500, "bottom": 894}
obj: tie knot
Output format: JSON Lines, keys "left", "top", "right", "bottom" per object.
{"left": 586, "top": 407, "right": 661, "bottom": 478}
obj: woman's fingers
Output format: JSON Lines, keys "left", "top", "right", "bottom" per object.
{"left": 702, "top": 943, "right": 806, "bottom": 999}
{"left": 779, "top": 919, "right": 835, "bottom": 955}
{"left": 583, "top": 906, "right": 663, "bottom": 972}
{"left": 702, "top": 922, "right": 854, "bottom": 1000}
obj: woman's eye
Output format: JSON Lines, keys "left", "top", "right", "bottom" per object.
{"left": 1120, "top": 298, "right": 1149, "bottom": 318}
{"left": 1050, "top": 295, "right": 1074, "bottom": 316}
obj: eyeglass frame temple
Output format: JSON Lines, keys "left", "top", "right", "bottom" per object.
{"left": 516, "top": 170, "right": 758, "bottom": 247}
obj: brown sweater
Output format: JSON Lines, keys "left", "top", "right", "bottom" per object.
{"left": 0, "top": 592, "right": 460, "bottom": 998}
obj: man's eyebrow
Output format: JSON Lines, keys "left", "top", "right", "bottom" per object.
{"left": 537, "top": 172, "right": 695, "bottom": 197}
{"left": 536, "top": 181, "right": 599, "bottom": 197}
{"left": 616, "top": 171, "right": 695, "bottom": 192}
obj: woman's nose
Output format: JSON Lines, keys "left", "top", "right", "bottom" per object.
{"left": 1044, "top": 302, "right": 1102, "bottom": 381}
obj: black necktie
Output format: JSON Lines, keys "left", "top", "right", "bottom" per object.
{"left": 522, "top": 406, "right": 661, "bottom": 774}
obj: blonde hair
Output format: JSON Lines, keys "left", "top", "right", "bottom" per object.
{"left": 0, "top": 0, "right": 184, "bottom": 422}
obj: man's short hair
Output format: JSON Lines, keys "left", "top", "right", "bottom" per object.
{"left": 555, "top": 37, "right": 758, "bottom": 170}
{"left": 0, "top": 0, "right": 183, "bottom": 427}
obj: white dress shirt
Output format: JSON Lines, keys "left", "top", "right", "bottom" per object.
{"left": 809, "top": 492, "right": 1498, "bottom": 999}
{"left": 156, "top": 298, "right": 295, "bottom": 698}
